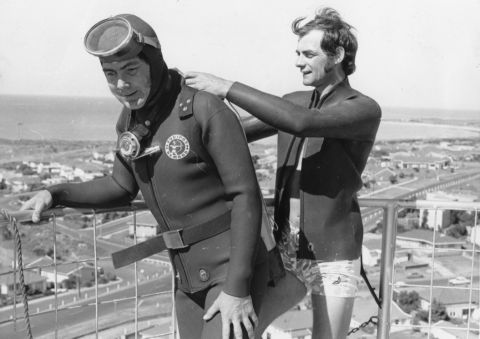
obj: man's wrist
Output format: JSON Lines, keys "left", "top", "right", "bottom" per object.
{"left": 224, "top": 275, "right": 250, "bottom": 297}
{"left": 45, "top": 186, "right": 61, "bottom": 207}
{"left": 223, "top": 80, "right": 235, "bottom": 99}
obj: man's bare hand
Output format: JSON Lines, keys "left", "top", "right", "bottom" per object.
{"left": 203, "top": 291, "right": 258, "bottom": 339}
{"left": 19, "top": 190, "right": 53, "bottom": 223}
{"left": 184, "top": 72, "right": 234, "bottom": 99}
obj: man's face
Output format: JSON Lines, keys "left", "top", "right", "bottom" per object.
{"left": 102, "top": 56, "right": 151, "bottom": 110}
{"left": 295, "top": 30, "right": 336, "bottom": 88}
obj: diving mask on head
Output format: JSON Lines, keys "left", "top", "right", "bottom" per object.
{"left": 84, "top": 16, "right": 160, "bottom": 60}
{"left": 117, "top": 124, "right": 161, "bottom": 161}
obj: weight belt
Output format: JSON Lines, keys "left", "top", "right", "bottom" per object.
{"left": 112, "top": 211, "right": 231, "bottom": 268}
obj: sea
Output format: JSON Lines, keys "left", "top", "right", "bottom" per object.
{"left": 0, "top": 94, "right": 479, "bottom": 143}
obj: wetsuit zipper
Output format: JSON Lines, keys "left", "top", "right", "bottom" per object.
{"left": 145, "top": 156, "right": 191, "bottom": 287}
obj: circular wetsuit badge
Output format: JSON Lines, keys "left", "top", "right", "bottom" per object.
{"left": 165, "top": 134, "right": 190, "bottom": 160}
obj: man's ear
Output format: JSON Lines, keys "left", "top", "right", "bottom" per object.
{"left": 334, "top": 47, "right": 345, "bottom": 65}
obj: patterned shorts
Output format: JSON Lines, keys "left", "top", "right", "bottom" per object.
{"left": 278, "top": 230, "right": 361, "bottom": 297}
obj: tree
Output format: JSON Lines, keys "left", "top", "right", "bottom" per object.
{"left": 416, "top": 299, "right": 449, "bottom": 323}
{"left": 421, "top": 210, "right": 429, "bottom": 228}
{"left": 449, "top": 210, "right": 474, "bottom": 226}
{"left": 389, "top": 174, "right": 398, "bottom": 184}
{"left": 445, "top": 224, "right": 468, "bottom": 238}
{"left": 39, "top": 172, "right": 51, "bottom": 180}
{"left": 62, "top": 276, "right": 77, "bottom": 289}
{"left": 33, "top": 247, "right": 46, "bottom": 257}
{"left": 397, "top": 290, "right": 421, "bottom": 314}
{"left": 2, "top": 227, "right": 13, "bottom": 241}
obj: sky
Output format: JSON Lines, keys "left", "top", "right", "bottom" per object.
{"left": 0, "top": 0, "right": 479, "bottom": 111}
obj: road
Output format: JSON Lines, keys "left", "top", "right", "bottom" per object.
{"left": 0, "top": 273, "right": 172, "bottom": 338}
{"left": 358, "top": 169, "right": 480, "bottom": 231}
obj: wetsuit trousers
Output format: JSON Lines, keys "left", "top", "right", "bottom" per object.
{"left": 175, "top": 260, "right": 268, "bottom": 339}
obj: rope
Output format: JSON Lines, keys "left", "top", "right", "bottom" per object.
{"left": 1, "top": 209, "right": 33, "bottom": 339}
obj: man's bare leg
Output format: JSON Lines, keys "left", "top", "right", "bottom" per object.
{"left": 311, "top": 294, "right": 355, "bottom": 339}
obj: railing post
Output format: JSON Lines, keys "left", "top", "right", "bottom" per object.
{"left": 133, "top": 210, "right": 139, "bottom": 339}
{"left": 172, "top": 269, "right": 177, "bottom": 339}
{"left": 12, "top": 227, "right": 17, "bottom": 331}
{"left": 92, "top": 210, "right": 99, "bottom": 339}
{"left": 53, "top": 214, "right": 59, "bottom": 339}
{"left": 377, "top": 201, "right": 398, "bottom": 339}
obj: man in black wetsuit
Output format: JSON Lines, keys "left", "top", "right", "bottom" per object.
{"left": 186, "top": 8, "right": 381, "bottom": 339}
{"left": 21, "top": 14, "right": 268, "bottom": 339}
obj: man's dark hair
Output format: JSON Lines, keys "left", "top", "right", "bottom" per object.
{"left": 292, "top": 7, "right": 357, "bottom": 76}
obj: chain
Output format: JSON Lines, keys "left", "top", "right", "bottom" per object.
{"left": 348, "top": 315, "right": 378, "bottom": 335}
{"left": 1, "top": 209, "right": 33, "bottom": 339}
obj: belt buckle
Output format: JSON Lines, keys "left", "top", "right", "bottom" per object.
{"left": 162, "top": 230, "right": 188, "bottom": 249}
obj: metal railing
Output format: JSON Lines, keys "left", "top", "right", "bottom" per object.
{"left": 363, "top": 199, "right": 480, "bottom": 339}
{"left": 1, "top": 202, "right": 176, "bottom": 339}
{"left": 1, "top": 199, "right": 479, "bottom": 338}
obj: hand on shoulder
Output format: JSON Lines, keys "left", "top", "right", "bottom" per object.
{"left": 184, "top": 71, "right": 234, "bottom": 99}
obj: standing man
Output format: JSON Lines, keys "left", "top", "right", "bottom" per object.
{"left": 186, "top": 7, "right": 381, "bottom": 338}
{"left": 21, "top": 14, "right": 268, "bottom": 339}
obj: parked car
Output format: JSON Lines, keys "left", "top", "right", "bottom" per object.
{"left": 406, "top": 272, "right": 424, "bottom": 279}
{"left": 448, "top": 276, "right": 470, "bottom": 286}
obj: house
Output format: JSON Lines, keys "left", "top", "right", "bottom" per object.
{"left": 41, "top": 177, "right": 68, "bottom": 186}
{"left": 362, "top": 243, "right": 381, "bottom": 267}
{"left": 0, "top": 270, "right": 47, "bottom": 296}
{"left": 417, "top": 288, "right": 479, "bottom": 320}
{"left": 45, "top": 162, "right": 63, "bottom": 175}
{"left": 262, "top": 309, "right": 312, "bottom": 339}
{"left": 373, "top": 167, "right": 397, "bottom": 183}
{"left": 469, "top": 226, "right": 480, "bottom": 247}
{"left": 27, "top": 256, "right": 100, "bottom": 287}
{"left": 380, "top": 156, "right": 392, "bottom": 168}
{"left": 362, "top": 234, "right": 409, "bottom": 267}
{"left": 10, "top": 175, "right": 41, "bottom": 193}
{"left": 256, "top": 154, "right": 277, "bottom": 167}
{"left": 396, "top": 229, "right": 465, "bottom": 250}
{"left": 352, "top": 289, "right": 412, "bottom": 337}
{"left": 128, "top": 212, "right": 160, "bottom": 239}
{"left": 391, "top": 153, "right": 453, "bottom": 171}
{"left": 104, "top": 152, "right": 115, "bottom": 163}
{"left": 418, "top": 192, "right": 477, "bottom": 230}
{"left": 430, "top": 320, "right": 479, "bottom": 339}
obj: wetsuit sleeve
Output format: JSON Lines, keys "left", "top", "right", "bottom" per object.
{"left": 47, "top": 153, "right": 139, "bottom": 208}
{"left": 240, "top": 116, "right": 277, "bottom": 143}
{"left": 228, "top": 82, "right": 381, "bottom": 141}
{"left": 196, "top": 93, "right": 262, "bottom": 297}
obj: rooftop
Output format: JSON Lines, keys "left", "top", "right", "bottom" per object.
{"left": 0, "top": 270, "right": 46, "bottom": 285}
{"left": 397, "top": 229, "right": 464, "bottom": 245}
{"left": 270, "top": 309, "right": 312, "bottom": 331}
{"left": 417, "top": 287, "right": 480, "bottom": 305}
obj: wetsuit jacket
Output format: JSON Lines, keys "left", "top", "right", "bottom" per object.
{"left": 48, "top": 74, "right": 265, "bottom": 297}
{"left": 230, "top": 79, "right": 381, "bottom": 261}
